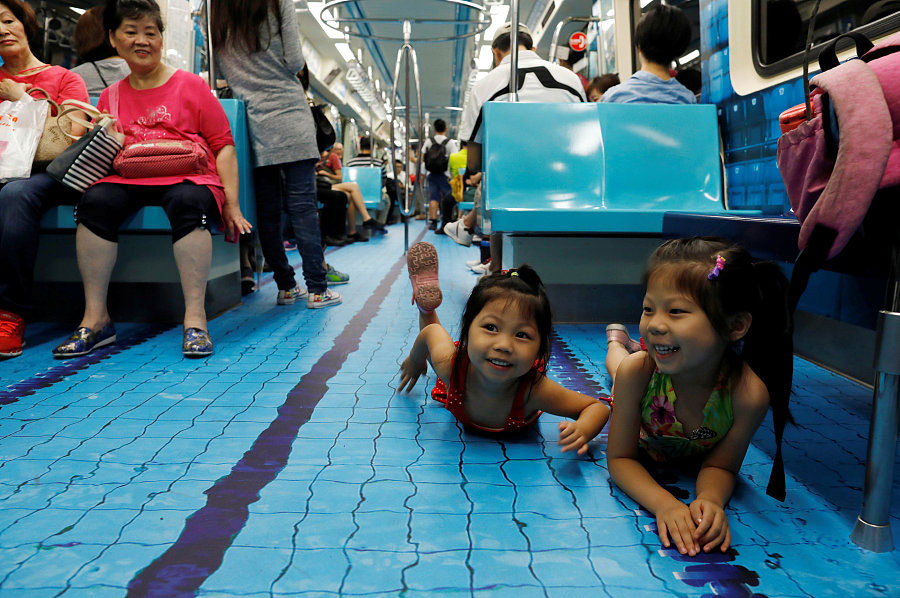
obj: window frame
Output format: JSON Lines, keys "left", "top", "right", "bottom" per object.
{"left": 752, "top": 0, "right": 900, "bottom": 77}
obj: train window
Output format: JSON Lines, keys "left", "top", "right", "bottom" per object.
{"left": 632, "top": 0, "right": 701, "bottom": 70}
{"left": 754, "top": 0, "right": 900, "bottom": 75}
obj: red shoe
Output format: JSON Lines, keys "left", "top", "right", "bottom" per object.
{"left": 0, "top": 309, "right": 25, "bottom": 358}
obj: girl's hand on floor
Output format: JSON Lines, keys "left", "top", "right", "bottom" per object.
{"left": 557, "top": 421, "right": 590, "bottom": 454}
{"left": 690, "top": 498, "right": 731, "bottom": 552}
{"left": 398, "top": 356, "right": 426, "bottom": 393}
{"left": 657, "top": 501, "right": 699, "bottom": 555}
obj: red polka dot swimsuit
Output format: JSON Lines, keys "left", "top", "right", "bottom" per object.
{"left": 431, "top": 343, "right": 544, "bottom": 433}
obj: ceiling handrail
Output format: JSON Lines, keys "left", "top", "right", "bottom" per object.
{"left": 319, "top": 0, "right": 490, "bottom": 43}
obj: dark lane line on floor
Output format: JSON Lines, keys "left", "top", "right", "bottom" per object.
{"left": 126, "top": 230, "right": 424, "bottom": 597}
{"left": 0, "top": 324, "right": 173, "bottom": 406}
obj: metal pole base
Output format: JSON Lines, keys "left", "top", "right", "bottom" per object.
{"left": 851, "top": 516, "right": 894, "bottom": 553}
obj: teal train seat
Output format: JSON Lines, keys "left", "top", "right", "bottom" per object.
{"left": 344, "top": 166, "right": 384, "bottom": 211}
{"left": 34, "top": 99, "right": 257, "bottom": 323}
{"left": 481, "top": 102, "right": 755, "bottom": 321}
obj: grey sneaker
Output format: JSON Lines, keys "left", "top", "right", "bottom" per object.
{"left": 307, "top": 288, "right": 342, "bottom": 309}
{"left": 277, "top": 285, "right": 308, "bottom": 305}
{"left": 326, "top": 264, "right": 349, "bottom": 285}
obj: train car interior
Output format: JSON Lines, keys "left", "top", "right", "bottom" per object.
{"left": 0, "top": 0, "right": 898, "bottom": 595}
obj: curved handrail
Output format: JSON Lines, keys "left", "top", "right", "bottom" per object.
{"left": 388, "top": 26, "right": 425, "bottom": 252}
{"left": 549, "top": 16, "right": 608, "bottom": 81}
{"left": 320, "top": 0, "right": 490, "bottom": 43}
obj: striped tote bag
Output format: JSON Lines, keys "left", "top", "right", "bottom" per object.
{"left": 47, "top": 101, "right": 123, "bottom": 192}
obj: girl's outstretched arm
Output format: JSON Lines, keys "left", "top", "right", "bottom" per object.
{"left": 398, "top": 323, "right": 455, "bottom": 393}
{"left": 531, "top": 377, "right": 610, "bottom": 455}
{"left": 691, "top": 361, "right": 770, "bottom": 553}
{"left": 607, "top": 352, "right": 703, "bottom": 556}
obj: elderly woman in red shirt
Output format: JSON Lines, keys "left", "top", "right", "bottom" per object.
{"left": 50, "top": 0, "right": 252, "bottom": 359}
{"left": 0, "top": 0, "right": 89, "bottom": 359}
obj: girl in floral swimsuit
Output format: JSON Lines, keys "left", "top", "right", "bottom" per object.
{"left": 604, "top": 237, "right": 793, "bottom": 557}
{"left": 399, "top": 242, "right": 609, "bottom": 453}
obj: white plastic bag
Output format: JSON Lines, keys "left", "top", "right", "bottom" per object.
{"left": 0, "top": 93, "right": 48, "bottom": 182}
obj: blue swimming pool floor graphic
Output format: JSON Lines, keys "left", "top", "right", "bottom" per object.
{"left": 0, "top": 222, "right": 897, "bottom": 596}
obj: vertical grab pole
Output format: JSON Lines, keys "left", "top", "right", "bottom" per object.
{"left": 204, "top": 0, "right": 216, "bottom": 89}
{"left": 851, "top": 241, "right": 900, "bottom": 553}
{"left": 509, "top": 0, "right": 519, "bottom": 101}
{"left": 594, "top": 18, "right": 603, "bottom": 77}
{"left": 389, "top": 21, "right": 424, "bottom": 253}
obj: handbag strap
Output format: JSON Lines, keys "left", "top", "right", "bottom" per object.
{"left": 56, "top": 102, "right": 115, "bottom": 140}
{"left": 90, "top": 61, "right": 110, "bottom": 88}
{"left": 26, "top": 87, "right": 60, "bottom": 113}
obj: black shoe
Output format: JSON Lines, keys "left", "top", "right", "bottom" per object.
{"left": 324, "top": 235, "right": 348, "bottom": 247}
{"left": 347, "top": 231, "right": 369, "bottom": 243}
{"left": 427, "top": 220, "right": 437, "bottom": 231}
{"left": 434, "top": 226, "right": 446, "bottom": 235}
{"left": 362, "top": 218, "right": 386, "bottom": 232}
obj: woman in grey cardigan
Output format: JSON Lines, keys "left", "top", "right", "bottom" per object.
{"left": 212, "top": 0, "right": 342, "bottom": 309}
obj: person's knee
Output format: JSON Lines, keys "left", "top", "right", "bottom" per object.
{"left": 165, "top": 186, "right": 215, "bottom": 243}
{"left": 76, "top": 186, "right": 125, "bottom": 243}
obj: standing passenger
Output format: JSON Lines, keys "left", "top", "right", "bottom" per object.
{"left": 420, "top": 119, "right": 459, "bottom": 232}
{"left": 212, "top": 0, "right": 342, "bottom": 309}
{"left": 601, "top": 5, "right": 696, "bottom": 105}
{"left": 447, "top": 22, "right": 585, "bottom": 271}
{"left": 71, "top": 6, "right": 131, "bottom": 96}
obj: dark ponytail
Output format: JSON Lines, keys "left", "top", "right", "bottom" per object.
{"left": 742, "top": 261, "right": 793, "bottom": 501}
{"left": 645, "top": 237, "right": 794, "bottom": 500}
{"left": 211, "top": 0, "right": 282, "bottom": 54}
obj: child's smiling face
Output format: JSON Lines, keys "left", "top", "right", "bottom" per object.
{"left": 639, "top": 272, "right": 727, "bottom": 377}
{"left": 466, "top": 298, "right": 541, "bottom": 384}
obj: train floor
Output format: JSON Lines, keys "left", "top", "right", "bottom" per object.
{"left": 0, "top": 221, "right": 898, "bottom": 597}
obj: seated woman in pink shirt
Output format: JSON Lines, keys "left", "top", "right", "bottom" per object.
{"left": 51, "top": 0, "right": 252, "bottom": 359}
{"left": 0, "top": 0, "right": 89, "bottom": 360}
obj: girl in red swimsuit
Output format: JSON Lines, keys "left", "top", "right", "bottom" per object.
{"left": 399, "top": 242, "right": 609, "bottom": 453}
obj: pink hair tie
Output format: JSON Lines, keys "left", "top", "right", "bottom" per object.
{"left": 708, "top": 255, "right": 726, "bottom": 280}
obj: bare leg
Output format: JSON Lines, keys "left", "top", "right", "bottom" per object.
{"left": 332, "top": 182, "right": 372, "bottom": 221}
{"left": 462, "top": 208, "right": 476, "bottom": 230}
{"left": 345, "top": 192, "right": 358, "bottom": 235}
{"left": 606, "top": 341, "right": 631, "bottom": 388}
{"left": 76, "top": 224, "right": 117, "bottom": 330}
{"left": 418, "top": 309, "right": 440, "bottom": 331}
{"left": 173, "top": 228, "right": 212, "bottom": 331}
{"left": 489, "top": 232, "right": 502, "bottom": 273}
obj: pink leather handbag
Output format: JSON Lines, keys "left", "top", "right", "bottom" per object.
{"left": 113, "top": 139, "right": 208, "bottom": 178}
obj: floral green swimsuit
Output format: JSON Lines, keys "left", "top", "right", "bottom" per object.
{"left": 639, "top": 369, "right": 734, "bottom": 461}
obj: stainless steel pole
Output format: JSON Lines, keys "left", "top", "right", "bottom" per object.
{"left": 508, "top": 0, "right": 519, "bottom": 101}
{"left": 851, "top": 242, "right": 900, "bottom": 552}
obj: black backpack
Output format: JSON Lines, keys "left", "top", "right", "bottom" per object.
{"left": 423, "top": 137, "right": 450, "bottom": 175}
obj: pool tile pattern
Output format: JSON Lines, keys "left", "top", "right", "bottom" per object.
{"left": 0, "top": 223, "right": 898, "bottom": 596}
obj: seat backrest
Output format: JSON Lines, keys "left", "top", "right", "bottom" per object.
{"left": 344, "top": 166, "right": 383, "bottom": 209}
{"left": 219, "top": 99, "right": 256, "bottom": 227}
{"left": 483, "top": 102, "right": 723, "bottom": 223}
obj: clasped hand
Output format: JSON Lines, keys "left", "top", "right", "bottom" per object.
{"left": 0, "top": 80, "right": 31, "bottom": 102}
{"left": 656, "top": 498, "right": 730, "bottom": 555}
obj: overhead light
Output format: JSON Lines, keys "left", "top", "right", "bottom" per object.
{"left": 70, "top": 7, "right": 86, "bottom": 15}
{"left": 482, "top": 4, "right": 509, "bottom": 43}
{"left": 334, "top": 42, "right": 355, "bottom": 63}
{"left": 678, "top": 49, "right": 700, "bottom": 65}
{"left": 474, "top": 45, "right": 493, "bottom": 70}
{"left": 306, "top": 2, "right": 344, "bottom": 40}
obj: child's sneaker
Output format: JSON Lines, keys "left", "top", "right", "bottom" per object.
{"left": 307, "top": 288, "right": 342, "bottom": 309}
{"left": 277, "top": 285, "right": 308, "bottom": 305}
{"left": 407, "top": 242, "right": 441, "bottom": 313}
{"left": 326, "top": 264, "right": 349, "bottom": 285}
{"left": 606, "top": 324, "right": 642, "bottom": 353}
